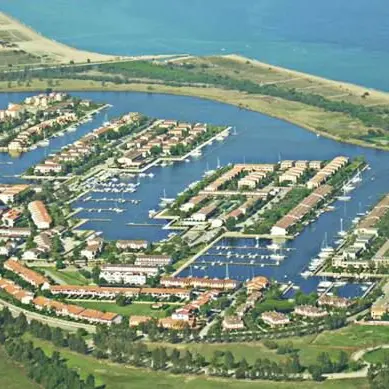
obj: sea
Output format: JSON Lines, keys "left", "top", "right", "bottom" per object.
{"left": 0, "top": 2, "right": 389, "bottom": 294}
{"left": 2, "top": 0, "right": 389, "bottom": 90}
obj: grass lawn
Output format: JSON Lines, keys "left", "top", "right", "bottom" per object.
{"left": 39, "top": 268, "right": 90, "bottom": 285}
{"left": 24, "top": 335, "right": 370, "bottom": 389}
{"left": 0, "top": 346, "right": 40, "bottom": 389}
{"left": 70, "top": 300, "right": 173, "bottom": 318}
{"left": 149, "top": 334, "right": 353, "bottom": 367}
{"left": 313, "top": 325, "right": 389, "bottom": 349}
{"left": 364, "top": 348, "right": 389, "bottom": 364}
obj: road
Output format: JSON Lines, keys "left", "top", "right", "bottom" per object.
{"left": 0, "top": 297, "right": 96, "bottom": 333}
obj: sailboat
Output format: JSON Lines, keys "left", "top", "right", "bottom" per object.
{"left": 337, "top": 186, "right": 351, "bottom": 202}
{"left": 351, "top": 170, "right": 362, "bottom": 184}
{"left": 319, "top": 232, "right": 334, "bottom": 257}
{"left": 159, "top": 188, "right": 175, "bottom": 206}
{"left": 357, "top": 201, "right": 366, "bottom": 217}
{"left": 232, "top": 126, "right": 238, "bottom": 136}
{"left": 103, "top": 113, "right": 109, "bottom": 126}
{"left": 216, "top": 157, "right": 221, "bottom": 169}
{"left": 337, "top": 218, "right": 347, "bottom": 237}
{"left": 37, "top": 130, "right": 49, "bottom": 147}
{"left": 203, "top": 162, "right": 215, "bottom": 177}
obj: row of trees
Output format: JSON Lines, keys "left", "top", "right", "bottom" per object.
{"left": 0, "top": 308, "right": 98, "bottom": 389}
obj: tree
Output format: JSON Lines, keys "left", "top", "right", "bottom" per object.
{"left": 116, "top": 294, "right": 129, "bottom": 306}
{"left": 223, "top": 351, "right": 235, "bottom": 370}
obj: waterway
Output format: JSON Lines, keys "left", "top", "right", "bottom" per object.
{"left": 2, "top": 0, "right": 389, "bottom": 90}
{"left": 1, "top": 91, "right": 389, "bottom": 295}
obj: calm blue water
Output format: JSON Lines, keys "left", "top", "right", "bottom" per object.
{"left": 2, "top": 0, "right": 389, "bottom": 90}
{"left": 1, "top": 91, "right": 389, "bottom": 295}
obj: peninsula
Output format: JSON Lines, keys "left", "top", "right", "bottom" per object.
{"left": 0, "top": 12, "right": 388, "bottom": 151}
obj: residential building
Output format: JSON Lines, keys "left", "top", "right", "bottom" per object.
{"left": 28, "top": 201, "right": 52, "bottom": 229}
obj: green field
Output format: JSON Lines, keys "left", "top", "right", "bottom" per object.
{"left": 364, "top": 348, "right": 389, "bottom": 364}
{"left": 149, "top": 332, "right": 355, "bottom": 367}
{"left": 0, "top": 347, "right": 40, "bottom": 389}
{"left": 38, "top": 268, "right": 90, "bottom": 285}
{"left": 24, "top": 335, "right": 370, "bottom": 389}
{"left": 71, "top": 300, "right": 173, "bottom": 318}
{"left": 312, "top": 325, "right": 389, "bottom": 349}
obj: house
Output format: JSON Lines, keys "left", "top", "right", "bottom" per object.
{"left": 180, "top": 195, "right": 207, "bottom": 212}
{"left": 34, "top": 162, "right": 63, "bottom": 174}
{"left": 371, "top": 300, "right": 389, "bottom": 320}
{"left": 0, "top": 227, "right": 31, "bottom": 238}
{"left": 246, "top": 276, "right": 269, "bottom": 293}
{"left": 158, "top": 317, "right": 191, "bottom": 330}
{"left": 294, "top": 305, "right": 328, "bottom": 319}
{"left": 171, "top": 307, "right": 193, "bottom": 322}
{"left": 135, "top": 254, "right": 171, "bottom": 267}
{"left": 81, "top": 237, "right": 104, "bottom": 260}
{"left": 28, "top": 201, "right": 52, "bottom": 229}
{"left": 318, "top": 295, "right": 352, "bottom": 309}
{"left": 222, "top": 315, "right": 245, "bottom": 330}
{"left": 129, "top": 315, "right": 152, "bottom": 327}
{"left": 192, "top": 204, "right": 217, "bottom": 222}
{"left": 0, "top": 185, "right": 29, "bottom": 204}
{"left": 116, "top": 240, "right": 148, "bottom": 250}
{"left": 261, "top": 311, "right": 290, "bottom": 327}
{"left": 1, "top": 209, "right": 22, "bottom": 227}
{"left": 101, "top": 264, "right": 158, "bottom": 284}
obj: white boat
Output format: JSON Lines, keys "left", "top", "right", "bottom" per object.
{"left": 37, "top": 139, "right": 49, "bottom": 147}
{"left": 160, "top": 189, "right": 175, "bottom": 204}
{"left": 338, "top": 218, "right": 347, "bottom": 237}
{"left": 67, "top": 126, "right": 77, "bottom": 132}
{"left": 301, "top": 271, "right": 312, "bottom": 278}
{"left": 191, "top": 149, "right": 202, "bottom": 157}
{"left": 270, "top": 254, "right": 286, "bottom": 261}
{"left": 148, "top": 209, "right": 157, "bottom": 217}
{"left": 351, "top": 170, "right": 362, "bottom": 184}
{"left": 267, "top": 243, "right": 280, "bottom": 251}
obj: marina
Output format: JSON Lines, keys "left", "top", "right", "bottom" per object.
{"left": 1, "top": 91, "right": 389, "bottom": 295}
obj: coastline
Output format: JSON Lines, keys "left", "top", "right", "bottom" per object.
{"left": 1, "top": 78, "right": 387, "bottom": 152}
{"left": 0, "top": 10, "right": 388, "bottom": 152}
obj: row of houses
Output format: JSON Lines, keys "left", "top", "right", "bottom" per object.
{"left": 332, "top": 194, "right": 389, "bottom": 269}
{"left": 271, "top": 184, "right": 333, "bottom": 236}
{"left": 100, "top": 264, "right": 159, "bottom": 285}
{"left": 306, "top": 156, "right": 349, "bottom": 189}
{"left": 222, "top": 277, "right": 269, "bottom": 330}
{"left": 129, "top": 315, "right": 192, "bottom": 330}
{"left": 224, "top": 197, "right": 259, "bottom": 222}
{"left": 49, "top": 284, "right": 192, "bottom": 300}
{"left": 8, "top": 113, "right": 77, "bottom": 151}
{"left": 204, "top": 164, "right": 275, "bottom": 193}
{"left": 35, "top": 112, "right": 139, "bottom": 174}
{"left": 3, "top": 259, "right": 50, "bottom": 289}
{"left": 24, "top": 93, "right": 68, "bottom": 109}
{"left": 160, "top": 276, "right": 239, "bottom": 290}
{"left": 118, "top": 120, "right": 211, "bottom": 169}
{"left": 355, "top": 194, "right": 389, "bottom": 235}
{"left": 279, "top": 166, "right": 307, "bottom": 184}
{"left": 32, "top": 296, "right": 122, "bottom": 325}
{"left": 279, "top": 160, "right": 323, "bottom": 171}
{"left": 0, "top": 276, "right": 121, "bottom": 325}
